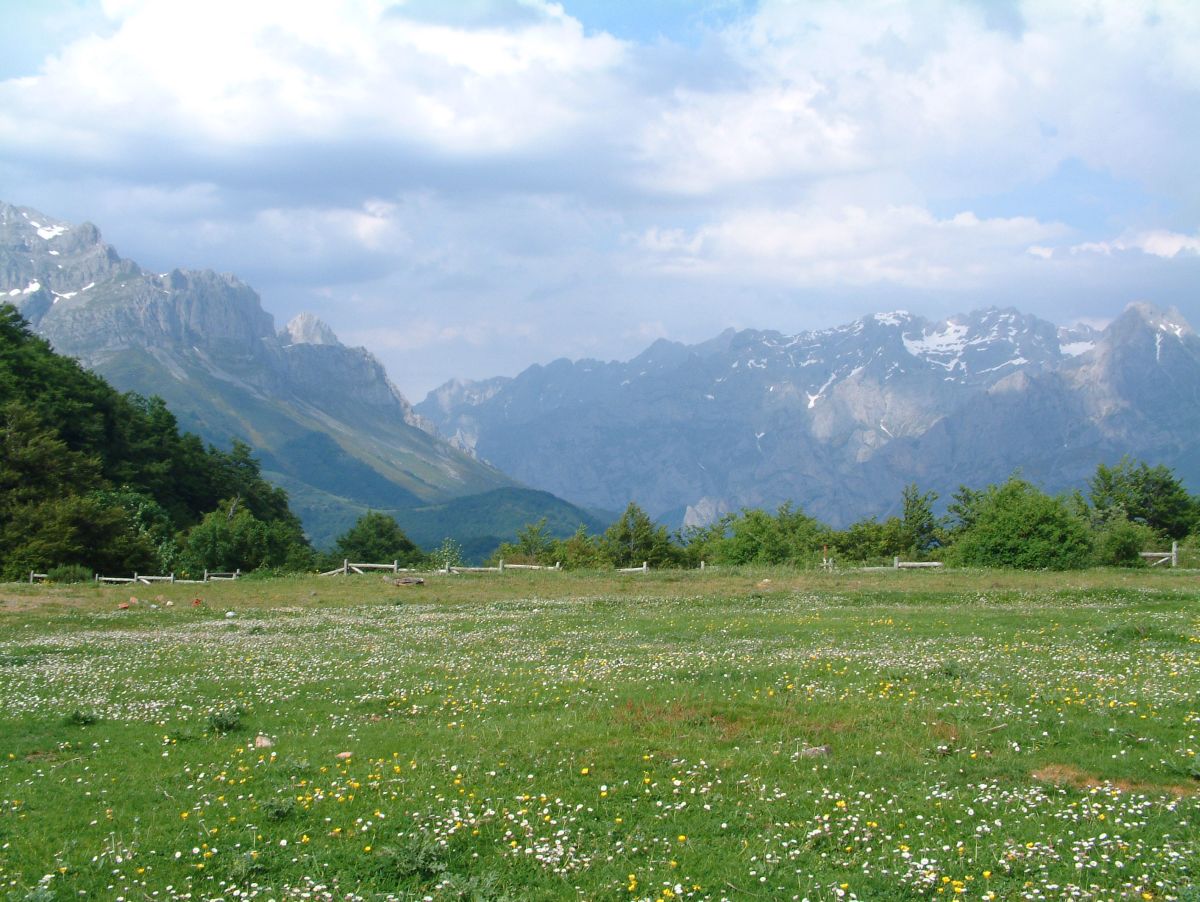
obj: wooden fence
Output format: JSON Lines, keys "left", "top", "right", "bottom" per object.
{"left": 319, "top": 559, "right": 564, "bottom": 577}
{"left": 1139, "top": 541, "right": 1179, "bottom": 567}
{"left": 893, "top": 557, "right": 944, "bottom": 570}
{"left": 93, "top": 569, "right": 239, "bottom": 585}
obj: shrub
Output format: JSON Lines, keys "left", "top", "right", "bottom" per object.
{"left": 949, "top": 477, "right": 1092, "bottom": 570}
{"left": 1091, "top": 519, "right": 1155, "bottom": 567}
{"left": 600, "top": 503, "right": 679, "bottom": 568}
{"left": 332, "top": 512, "right": 421, "bottom": 566}
{"left": 47, "top": 564, "right": 93, "bottom": 583}
{"left": 65, "top": 708, "right": 100, "bottom": 726}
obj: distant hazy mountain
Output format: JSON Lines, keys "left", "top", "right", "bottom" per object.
{"left": 416, "top": 304, "right": 1199, "bottom": 526}
{"left": 1, "top": 201, "right": 598, "bottom": 551}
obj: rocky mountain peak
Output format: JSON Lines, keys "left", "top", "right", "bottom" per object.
{"left": 1120, "top": 301, "right": 1193, "bottom": 337}
{"left": 283, "top": 312, "right": 341, "bottom": 347}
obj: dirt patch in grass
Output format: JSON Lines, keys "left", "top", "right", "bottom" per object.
{"left": 615, "top": 700, "right": 746, "bottom": 739}
{"left": 1032, "top": 764, "right": 1196, "bottom": 797}
{"left": 931, "top": 721, "right": 960, "bottom": 743}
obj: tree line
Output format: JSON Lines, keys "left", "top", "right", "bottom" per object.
{"left": 4, "top": 302, "right": 1198, "bottom": 578}
{"left": 0, "top": 305, "right": 312, "bottom": 580}
{"left": 337, "top": 457, "right": 1196, "bottom": 573}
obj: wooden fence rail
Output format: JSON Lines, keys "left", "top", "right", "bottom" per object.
{"left": 893, "top": 558, "right": 944, "bottom": 570}
{"left": 320, "top": 559, "right": 565, "bottom": 577}
{"left": 1139, "top": 541, "right": 1179, "bottom": 567}
{"left": 92, "top": 570, "right": 239, "bottom": 585}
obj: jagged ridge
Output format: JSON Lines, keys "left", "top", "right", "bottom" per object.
{"left": 1, "top": 201, "right": 518, "bottom": 547}
{"left": 416, "top": 304, "right": 1197, "bottom": 526}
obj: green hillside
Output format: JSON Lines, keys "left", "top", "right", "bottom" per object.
{"left": 0, "top": 304, "right": 310, "bottom": 578}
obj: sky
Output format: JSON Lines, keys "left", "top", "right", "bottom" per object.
{"left": 1, "top": 0, "right": 1198, "bottom": 397}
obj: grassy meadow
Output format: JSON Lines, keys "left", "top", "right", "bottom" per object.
{"left": 0, "top": 568, "right": 1198, "bottom": 901}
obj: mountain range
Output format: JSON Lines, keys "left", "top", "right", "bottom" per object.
{"left": 0, "top": 201, "right": 602, "bottom": 549}
{"left": 416, "top": 304, "right": 1200, "bottom": 527}
{"left": 7, "top": 199, "right": 1197, "bottom": 541}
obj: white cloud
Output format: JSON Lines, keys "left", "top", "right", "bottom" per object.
{"left": 630, "top": 0, "right": 1200, "bottom": 200}
{"left": 0, "top": 0, "right": 627, "bottom": 162}
{"left": 342, "top": 317, "right": 538, "bottom": 352}
{"left": 637, "top": 205, "right": 1065, "bottom": 287}
{"left": 1071, "top": 229, "right": 1200, "bottom": 259}
{"left": 2, "top": 0, "right": 1199, "bottom": 391}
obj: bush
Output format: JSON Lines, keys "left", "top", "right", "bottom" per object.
{"left": 47, "top": 564, "right": 93, "bottom": 583}
{"left": 949, "top": 477, "right": 1092, "bottom": 570}
{"left": 600, "top": 503, "right": 679, "bottom": 568}
{"left": 1091, "top": 519, "right": 1155, "bottom": 567}
{"left": 332, "top": 512, "right": 422, "bottom": 566}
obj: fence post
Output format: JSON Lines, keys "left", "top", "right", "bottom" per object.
{"left": 393, "top": 560, "right": 398, "bottom": 573}
{"left": 343, "top": 559, "right": 349, "bottom": 576}
{"left": 499, "top": 559, "right": 505, "bottom": 573}
{"left": 170, "top": 572, "right": 175, "bottom": 584}
{"left": 893, "top": 556, "right": 900, "bottom": 569}
{"left": 700, "top": 560, "right": 705, "bottom": 571}
{"left": 642, "top": 561, "right": 648, "bottom": 573}
{"left": 1172, "top": 540, "right": 1179, "bottom": 568}
{"left": 204, "top": 569, "right": 209, "bottom": 582}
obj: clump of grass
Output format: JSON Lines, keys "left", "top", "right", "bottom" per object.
{"left": 933, "top": 661, "right": 965, "bottom": 680}
{"left": 64, "top": 708, "right": 100, "bottom": 726}
{"left": 373, "top": 836, "right": 449, "bottom": 882}
{"left": 15, "top": 887, "right": 56, "bottom": 902}
{"left": 261, "top": 796, "right": 295, "bottom": 820}
{"left": 227, "top": 851, "right": 264, "bottom": 883}
{"left": 206, "top": 704, "right": 246, "bottom": 734}
{"left": 1102, "top": 622, "right": 1188, "bottom": 644}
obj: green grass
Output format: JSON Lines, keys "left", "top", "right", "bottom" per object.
{"left": 1, "top": 568, "right": 1198, "bottom": 900}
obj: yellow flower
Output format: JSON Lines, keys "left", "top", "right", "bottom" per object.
{"left": 677, "top": 834, "right": 687, "bottom": 842}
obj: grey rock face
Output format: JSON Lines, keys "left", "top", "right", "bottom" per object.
{"left": 417, "top": 303, "right": 1200, "bottom": 526}
{"left": 284, "top": 312, "right": 341, "bottom": 347}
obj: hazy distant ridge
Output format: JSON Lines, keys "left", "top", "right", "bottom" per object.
{"left": 416, "top": 304, "right": 1200, "bottom": 526}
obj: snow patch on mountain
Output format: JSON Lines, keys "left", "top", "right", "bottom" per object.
{"left": 902, "top": 320, "right": 970, "bottom": 368}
